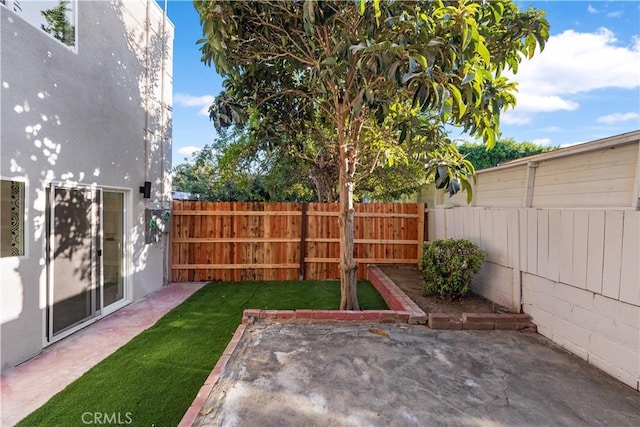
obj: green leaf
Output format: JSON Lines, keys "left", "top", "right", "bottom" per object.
{"left": 308, "top": 0, "right": 316, "bottom": 24}
{"left": 477, "top": 41, "right": 490, "bottom": 64}
{"left": 448, "top": 84, "right": 466, "bottom": 118}
{"left": 411, "top": 83, "right": 427, "bottom": 109}
{"left": 387, "top": 61, "right": 400, "bottom": 82}
{"left": 492, "top": 1, "right": 504, "bottom": 19}
{"left": 402, "top": 72, "right": 421, "bottom": 85}
{"left": 435, "top": 166, "right": 449, "bottom": 189}
{"left": 449, "top": 178, "right": 461, "bottom": 197}
{"left": 461, "top": 72, "right": 474, "bottom": 85}
{"left": 353, "top": 95, "right": 364, "bottom": 117}
{"left": 373, "top": 0, "right": 381, "bottom": 22}
{"left": 462, "top": 20, "right": 471, "bottom": 50}
{"left": 412, "top": 54, "right": 428, "bottom": 70}
{"left": 321, "top": 57, "right": 337, "bottom": 66}
{"left": 399, "top": 126, "right": 407, "bottom": 145}
{"left": 210, "top": 36, "right": 222, "bottom": 51}
{"left": 460, "top": 178, "right": 474, "bottom": 204}
{"left": 484, "top": 128, "right": 496, "bottom": 149}
{"left": 441, "top": 96, "right": 453, "bottom": 121}
{"left": 375, "top": 104, "right": 387, "bottom": 125}
{"left": 350, "top": 42, "right": 368, "bottom": 53}
{"left": 526, "top": 33, "right": 537, "bottom": 58}
{"left": 365, "top": 88, "right": 374, "bottom": 104}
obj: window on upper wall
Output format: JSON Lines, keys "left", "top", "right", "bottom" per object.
{"left": 0, "top": 179, "right": 25, "bottom": 258}
{"left": 1, "top": 0, "right": 76, "bottom": 48}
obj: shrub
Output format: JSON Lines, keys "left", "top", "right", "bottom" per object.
{"left": 419, "top": 239, "right": 487, "bottom": 300}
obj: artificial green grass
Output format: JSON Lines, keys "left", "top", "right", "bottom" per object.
{"left": 18, "top": 280, "right": 387, "bottom": 427}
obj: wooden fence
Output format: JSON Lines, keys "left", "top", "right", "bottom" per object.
{"left": 170, "top": 201, "right": 425, "bottom": 282}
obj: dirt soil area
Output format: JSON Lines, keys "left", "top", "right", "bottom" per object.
{"left": 378, "top": 265, "right": 513, "bottom": 317}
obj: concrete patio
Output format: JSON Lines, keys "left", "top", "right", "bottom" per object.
{"left": 192, "top": 322, "right": 640, "bottom": 426}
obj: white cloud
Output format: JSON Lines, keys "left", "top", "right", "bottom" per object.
{"left": 501, "top": 113, "right": 532, "bottom": 125}
{"left": 513, "top": 94, "right": 579, "bottom": 113}
{"left": 503, "top": 95, "right": 579, "bottom": 124}
{"left": 607, "top": 11, "right": 623, "bottom": 18}
{"left": 531, "top": 138, "right": 552, "bottom": 146}
{"left": 504, "top": 28, "right": 640, "bottom": 124}
{"left": 174, "top": 93, "right": 214, "bottom": 116}
{"left": 177, "top": 146, "right": 201, "bottom": 157}
{"left": 587, "top": 5, "right": 599, "bottom": 14}
{"left": 560, "top": 140, "right": 587, "bottom": 148}
{"left": 596, "top": 112, "right": 640, "bottom": 124}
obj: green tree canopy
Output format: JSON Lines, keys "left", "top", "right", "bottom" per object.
{"left": 41, "top": 0, "right": 75, "bottom": 46}
{"left": 172, "top": 127, "right": 316, "bottom": 202}
{"left": 458, "top": 137, "right": 557, "bottom": 170}
{"left": 195, "top": 0, "right": 548, "bottom": 309}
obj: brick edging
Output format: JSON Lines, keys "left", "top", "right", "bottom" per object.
{"left": 366, "top": 265, "right": 536, "bottom": 332}
{"left": 177, "top": 323, "right": 247, "bottom": 427}
{"left": 428, "top": 312, "right": 537, "bottom": 331}
{"left": 239, "top": 266, "right": 428, "bottom": 326}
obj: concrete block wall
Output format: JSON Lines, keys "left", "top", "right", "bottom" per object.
{"left": 473, "top": 262, "right": 514, "bottom": 310}
{"left": 428, "top": 205, "right": 640, "bottom": 390}
{"left": 522, "top": 273, "right": 639, "bottom": 390}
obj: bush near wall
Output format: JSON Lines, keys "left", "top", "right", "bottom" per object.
{"left": 420, "top": 239, "right": 486, "bottom": 300}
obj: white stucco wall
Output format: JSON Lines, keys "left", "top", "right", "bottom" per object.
{"left": 0, "top": 0, "right": 173, "bottom": 370}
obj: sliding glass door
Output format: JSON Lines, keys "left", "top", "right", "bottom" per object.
{"left": 49, "top": 187, "right": 97, "bottom": 335}
{"left": 47, "top": 185, "right": 127, "bottom": 340}
{"left": 102, "top": 191, "right": 125, "bottom": 307}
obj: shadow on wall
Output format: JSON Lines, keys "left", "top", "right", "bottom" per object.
{"left": 0, "top": 0, "right": 171, "bottom": 370}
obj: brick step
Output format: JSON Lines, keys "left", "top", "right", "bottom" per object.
{"left": 428, "top": 312, "right": 537, "bottom": 331}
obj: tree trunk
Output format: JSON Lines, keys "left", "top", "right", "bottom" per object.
{"left": 338, "top": 145, "right": 359, "bottom": 310}
{"left": 310, "top": 163, "right": 339, "bottom": 202}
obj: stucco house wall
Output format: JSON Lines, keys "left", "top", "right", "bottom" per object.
{"left": 0, "top": 0, "right": 173, "bottom": 370}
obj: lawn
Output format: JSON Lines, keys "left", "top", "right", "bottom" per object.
{"left": 18, "top": 280, "right": 387, "bottom": 427}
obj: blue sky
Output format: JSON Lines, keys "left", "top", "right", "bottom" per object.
{"left": 166, "top": 1, "right": 640, "bottom": 166}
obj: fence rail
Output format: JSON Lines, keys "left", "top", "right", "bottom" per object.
{"left": 170, "top": 201, "right": 425, "bottom": 282}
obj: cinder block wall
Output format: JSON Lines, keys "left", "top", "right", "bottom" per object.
{"left": 523, "top": 273, "right": 638, "bottom": 388}
{"left": 428, "top": 206, "right": 639, "bottom": 390}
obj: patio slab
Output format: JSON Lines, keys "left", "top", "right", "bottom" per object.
{"left": 192, "top": 322, "right": 639, "bottom": 426}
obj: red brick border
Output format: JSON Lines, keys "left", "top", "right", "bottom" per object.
{"left": 461, "top": 313, "right": 537, "bottom": 331}
{"left": 239, "top": 266, "right": 427, "bottom": 326}
{"left": 427, "top": 312, "right": 536, "bottom": 331}
{"left": 178, "top": 324, "right": 248, "bottom": 427}
{"left": 368, "top": 266, "right": 536, "bottom": 331}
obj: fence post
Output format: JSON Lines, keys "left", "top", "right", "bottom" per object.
{"left": 417, "top": 203, "right": 425, "bottom": 262}
{"left": 299, "top": 202, "right": 308, "bottom": 280}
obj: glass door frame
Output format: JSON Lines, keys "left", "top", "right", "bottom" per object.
{"left": 100, "top": 187, "right": 131, "bottom": 317}
{"left": 45, "top": 183, "right": 131, "bottom": 344}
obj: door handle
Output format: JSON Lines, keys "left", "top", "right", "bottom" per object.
{"left": 97, "top": 249, "right": 103, "bottom": 257}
